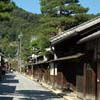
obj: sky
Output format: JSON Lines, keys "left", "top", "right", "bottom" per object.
{"left": 12, "top": 0, "right": 100, "bottom": 14}
{"left": 12, "top": 0, "right": 41, "bottom": 14}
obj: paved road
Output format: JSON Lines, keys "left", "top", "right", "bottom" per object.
{"left": 0, "top": 72, "right": 63, "bottom": 100}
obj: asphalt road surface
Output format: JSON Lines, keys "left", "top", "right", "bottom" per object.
{"left": 0, "top": 72, "right": 63, "bottom": 100}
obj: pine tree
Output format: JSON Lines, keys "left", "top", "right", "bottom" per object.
{"left": 0, "top": 0, "right": 15, "bottom": 20}
{"left": 40, "top": 0, "right": 89, "bottom": 34}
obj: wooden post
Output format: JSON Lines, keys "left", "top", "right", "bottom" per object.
{"left": 83, "top": 63, "right": 86, "bottom": 98}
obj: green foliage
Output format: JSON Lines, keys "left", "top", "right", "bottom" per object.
{"left": 31, "top": 34, "right": 50, "bottom": 56}
{"left": 0, "top": 1, "right": 14, "bottom": 12}
{"left": 30, "top": 0, "right": 96, "bottom": 56}
{"left": 40, "top": 0, "right": 90, "bottom": 33}
{"left": 40, "top": 0, "right": 88, "bottom": 16}
{"left": 0, "top": 0, "right": 98, "bottom": 63}
{"left": 0, "top": 7, "right": 40, "bottom": 59}
{"left": 0, "top": 32, "right": 17, "bottom": 57}
{"left": 10, "top": 59, "right": 18, "bottom": 71}
{"left": 30, "top": 0, "right": 97, "bottom": 57}
{"left": 0, "top": 12, "right": 10, "bottom": 20}
{"left": 0, "top": 0, "right": 15, "bottom": 20}
{"left": 0, "top": 0, "right": 16, "bottom": 57}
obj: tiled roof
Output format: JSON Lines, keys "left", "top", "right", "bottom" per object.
{"left": 51, "top": 16, "right": 100, "bottom": 45}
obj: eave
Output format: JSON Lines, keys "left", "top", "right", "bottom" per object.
{"left": 51, "top": 16, "right": 100, "bottom": 45}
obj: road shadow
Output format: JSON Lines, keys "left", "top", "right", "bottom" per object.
{"left": 0, "top": 97, "right": 13, "bottom": 100}
{"left": 0, "top": 72, "right": 19, "bottom": 100}
{"left": 0, "top": 79, "right": 19, "bottom": 83}
{"left": 16, "top": 90, "right": 61, "bottom": 100}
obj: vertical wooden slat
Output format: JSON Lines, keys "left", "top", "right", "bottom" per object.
{"left": 83, "top": 63, "right": 86, "bottom": 98}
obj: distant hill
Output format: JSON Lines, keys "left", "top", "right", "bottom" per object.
{"left": 0, "top": 7, "right": 40, "bottom": 41}
{"left": 0, "top": 7, "right": 40, "bottom": 58}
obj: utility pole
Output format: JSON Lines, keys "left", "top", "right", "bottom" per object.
{"left": 18, "top": 32, "right": 23, "bottom": 73}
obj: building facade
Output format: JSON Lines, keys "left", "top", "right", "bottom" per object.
{"left": 29, "top": 16, "right": 100, "bottom": 100}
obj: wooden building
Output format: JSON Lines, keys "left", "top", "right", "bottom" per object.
{"left": 27, "top": 54, "right": 50, "bottom": 83}
{"left": 30, "top": 16, "right": 100, "bottom": 100}
{"left": 51, "top": 16, "right": 100, "bottom": 100}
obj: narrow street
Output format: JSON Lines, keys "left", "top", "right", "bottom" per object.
{"left": 0, "top": 72, "right": 63, "bottom": 100}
